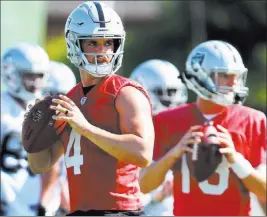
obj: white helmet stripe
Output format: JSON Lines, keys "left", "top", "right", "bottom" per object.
{"left": 93, "top": 1, "right": 106, "bottom": 28}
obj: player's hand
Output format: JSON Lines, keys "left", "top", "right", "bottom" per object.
{"left": 171, "top": 125, "right": 204, "bottom": 159}
{"left": 161, "top": 179, "right": 173, "bottom": 198}
{"left": 50, "top": 94, "right": 90, "bottom": 136}
{"left": 216, "top": 124, "right": 238, "bottom": 164}
{"left": 153, "top": 180, "right": 173, "bottom": 202}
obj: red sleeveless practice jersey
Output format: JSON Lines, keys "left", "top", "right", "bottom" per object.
{"left": 60, "top": 75, "right": 151, "bottom": 212}
{"left": 153, "top": 103, "right": 266, "bottom": 216}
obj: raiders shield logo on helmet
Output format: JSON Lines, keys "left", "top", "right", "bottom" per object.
{"left": 191, "top": 52, "right": 205, "bottom": 72}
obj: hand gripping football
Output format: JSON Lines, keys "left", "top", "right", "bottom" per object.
{"left": 187, "top": 123, "right": 222, "bottom": 182}
{"left": 22, "top": 95, "right": 66, "bottom": 153}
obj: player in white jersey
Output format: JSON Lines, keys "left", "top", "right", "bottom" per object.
{"left": 40, "top": 60, "right": 76, "bottom": 216}
{"left": 1, "top": 42, "right": 49, "bottom": 216}
{"left": 129, "top": 59, "right": 188, "bottom": 216}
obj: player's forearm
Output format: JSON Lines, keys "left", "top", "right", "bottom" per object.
{"left": 259, "top": 199, "right": 266, "bottom": 215}
{"left": 59, "top": 179, "right": 70, "bottom": 212}
{"left": 27, "top": 140, "right": 64, "bottom": 174}
{"left": 240, "top": 170, "right": 266, "bottom": 202}
{"left": 40, "top": 163, "right": 60, "bottom": 205}
{"left": 83, "top": 124, "right": 153, "bottom": 168}
{"left": 231, "top": 154, "right": 266, "bottom": 202}
{"left": 139, "top": 148, "right": 179, "bottom": 194}
{"left": 28, "top": 148, "right": 52, "bottom": 174}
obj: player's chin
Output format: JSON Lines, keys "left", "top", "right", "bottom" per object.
{"left": 97, "top": 59, "right": 111, "bottom": 65}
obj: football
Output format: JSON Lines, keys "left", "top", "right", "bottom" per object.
{"left": 22, "top": 95, "right": 66, "bottom": 153}
{"left": 187, "top": 124, "right": 222, "bottom": 182}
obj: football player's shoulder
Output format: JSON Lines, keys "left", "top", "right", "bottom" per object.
{"left": 66, "top": 82, "right": 82, "bottom": 98}
{"left": 103, "top": 74, "right": 126, "bottom": 85}
{"left": 154, "top": 103, "right": 193, "bottom": 121}
{"left": 101, "top": 74, "right": 144, "bottom": 97}
{"left": 99, "top": 74, "right": 124, "bottom": 94}
{"left": 110, "top": 74, "right": 128, "bottom": 82}
{"left": 230, "top": 104, "right": 266, "bottom": 123}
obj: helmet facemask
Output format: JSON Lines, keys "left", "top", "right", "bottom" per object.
{"left": 153, "top": 87, "right": 188, "bottom": 108}
{"left": 12, "top": 71, "right": 47, "bottom": 101}
{"left": 211, "top": 70, "right": 249, "bottom": 105}
{"left": 22, "top": 72, "right": 46, "bottom": 92}
{"left": 66, "top": 32, "right": 125, "bottom": 78}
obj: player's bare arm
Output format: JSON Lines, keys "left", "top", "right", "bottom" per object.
{"left": 39, "top": 161, "right": 60, "bottom": 208}
{"left": 217, "top": 124, "right": 266, "bottom": 202}
{"left": 28, "top": 139, "right": 64, "bottom": 174}
{"left": 139, "top": 125, "right": 203, "bottom": 193}
{"left": 51, "top": 87, "right": 154, "bottom": 168}
{"left": 255, "top": 163, "right": 266, "bottom": 214}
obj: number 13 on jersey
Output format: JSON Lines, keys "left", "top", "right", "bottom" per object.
{"left": 181, "top": 154, "right": 230, "bottom": 195}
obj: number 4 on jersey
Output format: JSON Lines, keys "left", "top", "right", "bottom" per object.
{"left": 64, "top": 129, "right": 84, "bottom": 175}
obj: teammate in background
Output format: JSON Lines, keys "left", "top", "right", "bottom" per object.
{"left": 139, "top": 40, "right": 266, "bottom": 216}
{"left": 1, "top": 43, "right": 49, "bottom": 216}
{"left": 39, "top": 61, "right": 77, "bottom": 216}
{"left": 42, "top": 61, "right": 77, "bottom": 96}
{"left": 130, "top": 59, "right": 188, "bottom": 114}
{"left": 26, "top": 1, "right": 154, "bottom": 216}
{"left": 130, "top": 59, "right": 188, "bottom": 216}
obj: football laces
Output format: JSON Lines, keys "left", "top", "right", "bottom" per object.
{"left": 192, "top": 143, "right": 199, "bottom": 161}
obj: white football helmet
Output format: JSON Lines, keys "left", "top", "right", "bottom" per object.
{"left": 130, "top": 59, "right": 188, "bottom": 113}
{"left": 64, "top": 1, "right": 125, "bottom": 77}
{"left": 43, "top": 61, "right": 77, "bottom": 95}
{"left": 1, "top": 43, "right": 49, "bottom": 101}
{"left": 181, "top": 40, "right": 249, "bottom": 105}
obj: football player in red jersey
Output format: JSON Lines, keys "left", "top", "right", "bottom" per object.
{"left": 26, "top": 1, "right": 154, "bottom": 216}
{"left": 130, "top": 59, "right": 188, "bottom": 216}
{"left": 139, "top": 40, "right": 266, "bottom": 216}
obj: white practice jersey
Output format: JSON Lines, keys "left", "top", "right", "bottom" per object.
{"left": 1, "top": 91, "right": 41, "bottom": 216}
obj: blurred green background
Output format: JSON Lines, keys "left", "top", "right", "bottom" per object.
{"left": 1, "top": 1, "right": 266, "bottom": 113}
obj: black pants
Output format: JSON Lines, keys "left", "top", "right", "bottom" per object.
{"left": 66, "top": 209, "right": 145, "bottom": 216}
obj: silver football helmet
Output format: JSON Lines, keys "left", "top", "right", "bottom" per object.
{"left": 64, "top": 1, "right": 125, "bottom": 77}
{"left": 1, "top": 43, "right": 49, "bottom": 101}
{"left": 182, "top": 40, "right": 248, "bottom": 105}
{"left": 130, "top": 59, "right": 188, "bottom": 113}
{"left": 43, "top": 61, "right": 77, "bottom": 95}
